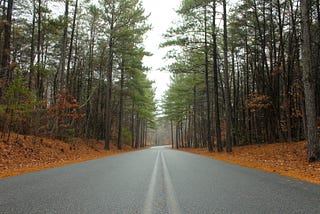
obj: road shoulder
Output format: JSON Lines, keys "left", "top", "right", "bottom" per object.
{"left": 177, "top": 141, "right": 320, "bottom": 185}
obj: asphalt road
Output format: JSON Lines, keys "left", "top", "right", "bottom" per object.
{"left": 1, "top": 146, "right": 320, "bottom": 214}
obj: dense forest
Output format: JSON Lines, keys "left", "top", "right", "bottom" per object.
{"left": 0, "top": 0, "right": 156, "bottom": 150}
{"left": 0, "top": 0, "right": 319, "bottom": 162}
{"left": 162, "top": 0, "right": 320, "bottom": 161}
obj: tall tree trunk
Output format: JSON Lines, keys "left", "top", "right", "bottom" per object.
{"left": 131, "top": 102, "right": 135, "bottom": 148}
{"left": 204, "top": 6, "right": 213, "bottom": 152}
{"left": 0, "top": 0, "right": 13, "bottom": 98}
{"left": 135, "top": 116, "right": 140, "bottom": 148}
{"left": 193, "top": 84, "right": 198, "bottom": 148}
{"left": 315, "top": 0, "right": 320, "bottom": 120}
{"left": 301, "top": 0, "right": 320, "bottom": 162}
{"left": 1, "top": 0, "right": 13, "bottom": 79}
{"left": 171, "top": 119, "right": 174, "bottom": 148}
{"left": 85, "top": 16, "right": 96, "bottom": 137}
{"left": 67, "top": 0, "right": 78, "bottom": 90}
{"left": 223, "top": 0, "right": 232, "bottom": 152}
{"left": 104, "top": 8, "right": 115, "bottom": 150}
{"left": 277, "top": 0, "right": 292, "bottom": 142}
{"left": 244, "top": 20, "right": 252, "bottom": 145}
{"left": 117, "top": 59, "right": 125, "bottom": 150}
{"left": 71, "top": 18, "right": 79, "bottom": 97}
{"left": 58, "top": 0, "right": 69, "bottom": 90}
{"left": 29, "top": 0, "right": 36, "bottom": 89}
{"left": 36, "top": 0, "right": 42, "bottom": 99}
{"left": 212, "top": 0, "right": 222, "bottom": 152}
{"left": 176, "top": 124, "right": 179, "bottom": 149}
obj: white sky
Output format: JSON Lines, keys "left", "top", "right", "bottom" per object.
{"left": 142, "top": 0, "right": 181, "bottom": 103}
{"left": 141, "top": 0, "right": 237, "bottom": 106}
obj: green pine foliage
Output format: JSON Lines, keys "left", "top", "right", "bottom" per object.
{"left": 0, "top": 76, "right": 37, "bottom": 136}
{"left": 0, "top": 0, "right": 156, "bottom": 147}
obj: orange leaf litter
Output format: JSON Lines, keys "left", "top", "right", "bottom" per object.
{"left": 180, "top": 141, "right": 320, "bottom": 185}
{"left": 1, "top": 133, "right": 319, "bottom": 186}
{"left": 0, "top": 133, "right": 141, "bottom": 178}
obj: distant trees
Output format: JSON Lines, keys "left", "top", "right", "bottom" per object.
{"left": 0, "top": 0, "right": 156, "bottom": 149}
{"left": 162, "top": 0, "right": 320, "bottom": 161}
{"left": 1, "top": 0, "right": 319, "bottom": 160}
{"left": 162, "top": 0, "right": 232, "bottom": 151}
{"left": 163, "top": 72, "right": 206, "bottom": 149}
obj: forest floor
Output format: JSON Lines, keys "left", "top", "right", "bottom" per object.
{"left": 2, "top": 133, "right": 319, "bottom": 185}
{"left": 180, "top": 141, "right": 320, "bottom": 185}
{"left": 0, "top": 132, "right": 140, "bottom": 178}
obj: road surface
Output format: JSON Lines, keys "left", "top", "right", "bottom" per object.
{"left": 1, "top": 146, "right": 320, "bottom": 213}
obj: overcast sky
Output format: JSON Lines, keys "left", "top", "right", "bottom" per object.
{"left": 141, "top": 0, "right": 181, "bottom": 103}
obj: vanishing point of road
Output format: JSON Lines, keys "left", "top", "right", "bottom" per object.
{"left": 1, "top": 146, "right": 320, "bottom": 213}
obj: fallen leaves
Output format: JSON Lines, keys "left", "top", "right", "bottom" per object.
{"left": 0, "top": 132, "right": 139, "bottom": 178}
{"left": 180, "top": 141, "right": 320, "bottom": 185}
